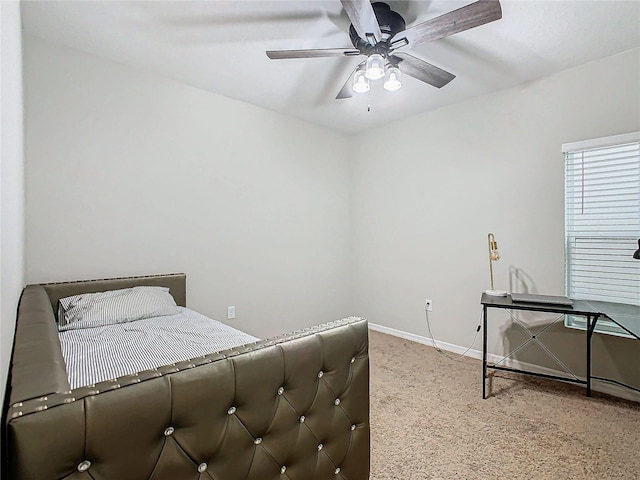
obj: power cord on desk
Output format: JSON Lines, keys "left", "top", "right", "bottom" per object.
{"left": 424, "top": 306, "right": 482, "bottom": 361}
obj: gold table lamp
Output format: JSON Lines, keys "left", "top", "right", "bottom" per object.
{"left": 486, "top": 233, "right": 507, "bottom": 296}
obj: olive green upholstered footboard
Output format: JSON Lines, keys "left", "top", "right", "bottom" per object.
{"left": 4, "top": 275, "right": 370, "bottom": 480}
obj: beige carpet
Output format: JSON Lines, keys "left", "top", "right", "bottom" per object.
{"left": 368, "top": 330, "right": 640, "bottom": 479}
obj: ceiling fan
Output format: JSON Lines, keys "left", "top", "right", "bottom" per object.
{"left": 266, "top": 0, "right": 502, "bottom": 99}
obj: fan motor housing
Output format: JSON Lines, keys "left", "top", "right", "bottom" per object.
{"left": 349, "top": 2, "right": 406, "bottom": 56}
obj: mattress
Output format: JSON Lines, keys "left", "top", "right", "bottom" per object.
{"left": 59, "top": 307, "right": 259, "bottom": 389}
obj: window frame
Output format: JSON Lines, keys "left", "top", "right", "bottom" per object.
{"left": 562, "top": 132, "right": 640, "bottom": 338}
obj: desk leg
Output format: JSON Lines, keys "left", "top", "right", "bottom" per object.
{"left": 586, "top": 314, "right": 598, "bottom": 397}
{"left": 586, "top": 315, "right": 591, "bottom": 397}
{"left": 482, "top": 305, "right": 488, "bottom": 399}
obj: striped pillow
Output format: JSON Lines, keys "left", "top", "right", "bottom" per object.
{"left": 58, "top": 286, "right": 180, "bottom": 331}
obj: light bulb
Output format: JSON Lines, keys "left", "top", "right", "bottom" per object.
{"left": 352, "top": 69, "right": 370, "bottom": 93}
{"left": 383, "top": 66, "right": 402, "bottom": 91}
{"left": 490, "top": 250, "right": 500, "bottom": 261}
{"left": 365, "top": 54, "right": 385, "bottom": 80}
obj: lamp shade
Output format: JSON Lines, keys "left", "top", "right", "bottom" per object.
{"left": 383, "top": 66, "right": 402, "bottom": 92}
{"left": 365, "top": 54, "right": 385, "bottom": 80}
{"left": 352, "top": 69, "right": 370, "bottom": 93}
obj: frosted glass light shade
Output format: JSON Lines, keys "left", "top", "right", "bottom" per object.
{"left": 365, "top": 54, "right": 385, "bottom": 80}
{"left": 383, "top": 66, "right": 402, "bottom": 91}
{"left": 352, "top": 70, "right": 370, "bottom": 93}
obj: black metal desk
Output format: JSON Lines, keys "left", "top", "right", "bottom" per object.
{"left": 481, "top": 293, "right": 640, "bottom": 399}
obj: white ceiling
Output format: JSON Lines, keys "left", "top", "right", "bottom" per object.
{"left": 21, "top": 1, "right": 640, "bottom": 134}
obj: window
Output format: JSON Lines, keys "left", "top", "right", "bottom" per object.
{"left": 563, "top": 132, "right": 640, "bottom": 338}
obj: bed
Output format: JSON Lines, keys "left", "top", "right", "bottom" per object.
{"left": 4, "top": 273, "right": 370, "bottom": 480}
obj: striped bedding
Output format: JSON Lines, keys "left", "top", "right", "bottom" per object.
{"left": 58, "top": 307, "right": 259, "bottom": 389}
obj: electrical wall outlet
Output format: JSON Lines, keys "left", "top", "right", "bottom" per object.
{"left": 227, "top": 306, "right": 236, "bottom": 320}
{"left": 425, "top": 299, "right": 433, "bottom": 312}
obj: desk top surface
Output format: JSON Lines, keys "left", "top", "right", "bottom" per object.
{"left": 481, "top": 293, "right": 593, "bottom": 314}
{"left": 481, "top": 293, "right": 640, "bottom": 339}
{"left": 584, "top": 300, "right": 640, "bottom": 339}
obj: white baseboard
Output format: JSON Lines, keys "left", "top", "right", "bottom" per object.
{"left": 368, "top": 322, "right": 484, "bottom": 359}
{"left": 368, "top": 323, "right": 640, "bottom": 403}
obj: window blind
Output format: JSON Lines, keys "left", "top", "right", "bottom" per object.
{"left": 563, "top": 133, "right": 640, "bottom": 337}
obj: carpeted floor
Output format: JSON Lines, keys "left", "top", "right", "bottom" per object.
{"left": 368, "top": 330, "right": 640, "bottom": 479}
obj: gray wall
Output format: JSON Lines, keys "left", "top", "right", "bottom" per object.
{"left": 24, "top": 37, "right": 352, "bottom": 338}
{"left": 0, "top": 1, "right": 25, "bottom": 407}
{"left": 351, "top": 48, "right": 640, "bottom": 400}
{"left": 21, "top": 34, "right": 640, "bottom": 401}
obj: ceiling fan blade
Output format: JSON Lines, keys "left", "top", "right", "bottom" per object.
{"left": 336, "top": 61, "right": 366, "bottom": 99}
{"left": 391, "top": 52, "right": 455, "bottom": 89}
{"left": 390, "top": 0, "right": 502, "bottom": 50}
{"left": 340, "top": 0, "right": 382, "bottom": 44}
{"left": 267, "top": 48, "right": 361, "bottom": 59}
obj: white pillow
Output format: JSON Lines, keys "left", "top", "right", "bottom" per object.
{"left": 58, "top": 286, "right": 180, "bottom": 331}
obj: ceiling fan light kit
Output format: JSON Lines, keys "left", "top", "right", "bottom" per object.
{"left": 354, "top": 61, "right": 401, "bottom": 93}
{"left": 266, "top": 1, "right": 502, "bottom": 100}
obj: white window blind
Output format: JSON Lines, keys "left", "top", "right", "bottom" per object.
{"left": 563, "top": 132, "right": 640, "bottom": 337}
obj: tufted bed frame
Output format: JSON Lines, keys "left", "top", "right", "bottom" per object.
{"left": 4, "top": 274, "right": 370, "bottom": 480}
